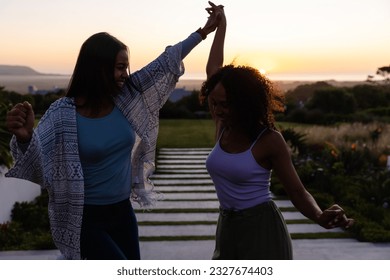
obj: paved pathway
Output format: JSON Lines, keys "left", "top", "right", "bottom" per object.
{"left": 1, "top": 148, "right": 389, "bottom": 260}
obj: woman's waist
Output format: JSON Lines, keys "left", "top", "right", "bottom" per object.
{"left": 219, "top": 200, "right": 275, "bottom": 217}
{"left": 83, "top": 198, "right": 132, "bottom": 217}
{"left": 215, "top": 187, "right": 271, "bottom": 210}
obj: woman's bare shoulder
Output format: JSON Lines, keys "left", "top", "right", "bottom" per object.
{"left": 257, "top": 128, "right": 289, "bottom": 155}
{"left": 262, "top": 128, "right": 286, "bottom": 144}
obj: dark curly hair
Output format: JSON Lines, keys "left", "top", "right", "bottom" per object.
{"left": 200, "top": 65, "right": 285, "bottom": 138}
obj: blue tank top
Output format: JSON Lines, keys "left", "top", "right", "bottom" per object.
{"left": 206, "top": 129, "right": 272, "bottom": 210}
{"left": 77, "top": 106, "right": 135, "bottom": 205}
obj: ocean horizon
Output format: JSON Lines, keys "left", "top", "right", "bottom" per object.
{"left": 0, "top": 73, "right": 370, "bottom": 94}
{"left": 185, "top": 71, "right": 370, "bottom": 82}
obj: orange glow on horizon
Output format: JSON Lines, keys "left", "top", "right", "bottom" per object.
{"left": 0, "top": 0, "right": 388, "bottom": 80}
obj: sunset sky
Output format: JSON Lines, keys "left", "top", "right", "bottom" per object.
{"left": 1, "top": 0, "right": 389, "bottom": 81}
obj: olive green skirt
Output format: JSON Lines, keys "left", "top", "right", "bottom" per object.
{"left": 212, "top": 200, "right": 293, "bottom": 260}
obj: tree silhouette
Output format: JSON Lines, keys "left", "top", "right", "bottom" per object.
{"left": 368, "top": 65, "right": 390, "bottom": 84}
{"left": 376, "top": 65, "right": 390, "bottom": 82}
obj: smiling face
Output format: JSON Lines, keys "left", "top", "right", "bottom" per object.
{"left": 114, "top": 49, "right": 129, "bottom": 89}
{"left": 208, "top": 82, "right": 232, "bottom": 126}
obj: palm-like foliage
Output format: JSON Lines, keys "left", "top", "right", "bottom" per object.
{"left": 280, "top": 127, "right": 307, "bottom": 155}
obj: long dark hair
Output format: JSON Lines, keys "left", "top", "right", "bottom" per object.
{"left": 200, "top": 65, "right": 285, "bottom": 138}
{"left": 66, "top": 32, "right": 127, "bottom": 114}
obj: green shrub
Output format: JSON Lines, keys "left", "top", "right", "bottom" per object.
{"left": 0, "top": 102, "right": 13, "bottom": 168}
{"left": 359, "top": 227, "right": 390, "bottom": 242}
{"left": 289, "top": 125, "right": 390, "bottom": 242}
{"left": 0, "top": 222, "right": 24, "bottom": 250}
{"left": 11, "top": 192, "right": 50, "bottom": 231}
{"left": 309, "top": 192, "right": 334, "bottom": 209}
{"left": 0, "top": 192, "right": 54, "bottom": 250}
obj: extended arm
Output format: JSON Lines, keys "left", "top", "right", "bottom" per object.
{"left": 263, "top": 131, "right": 354, "bottom": 229}
{"left": 205, "top": 2, "right": 226, "bottom": 78}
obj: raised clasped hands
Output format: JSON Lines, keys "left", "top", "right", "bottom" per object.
{"left": 203, "top": 1, "right": 226, "bottom": 35}
{"left": 317, "top": 204, "right": 354, "bottom": 229}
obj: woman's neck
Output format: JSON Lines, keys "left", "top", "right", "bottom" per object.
{"left": 219, "top": 127, "right": 251, "bottom": 153}
{"left": 75, "top": 97, "right": 114, "bottom": 118}
{"left": 219, "top": 124, "right": 265, "bottom": 153}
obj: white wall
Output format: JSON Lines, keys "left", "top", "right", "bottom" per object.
{"left": 387, "top": 156, "right": 390, "bottom": 170}
{"left": 0, "top": 166, "right": 41, "bottom": 224}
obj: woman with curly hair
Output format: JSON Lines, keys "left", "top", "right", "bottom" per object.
{"left": 200, "top": 6, "right": 354, "bottom": 260}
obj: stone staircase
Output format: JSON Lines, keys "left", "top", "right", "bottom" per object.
{"left": 133, "top": 148, "right": 345, "bottom": 242}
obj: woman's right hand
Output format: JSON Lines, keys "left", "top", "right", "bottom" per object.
{"left": 6, "top": 101, "right": 35, "bottom": 143}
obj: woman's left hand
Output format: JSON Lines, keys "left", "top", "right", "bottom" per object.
{"left": 317, "top": 204, "right": 354, "bottom": 229}
{"left": 202, "top": 1, "right": 225, "bottom": 35}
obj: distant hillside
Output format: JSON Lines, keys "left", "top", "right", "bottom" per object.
{"left": 0, "top": 65, "right": 42, "bottom": 75}
{"left": 169, "top": 87, "right": 192, "bottom": 102}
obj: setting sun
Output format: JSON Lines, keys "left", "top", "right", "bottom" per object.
{"left": 259, "top": 69, "right": 267, "bottom": 75}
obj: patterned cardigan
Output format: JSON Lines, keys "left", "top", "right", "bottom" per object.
{"left": 6, "top": 42, "right": 184, "bottom": 259}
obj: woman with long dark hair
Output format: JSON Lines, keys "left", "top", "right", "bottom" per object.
{"left": 6, "top": 2, "right": 224, "bottom": 260}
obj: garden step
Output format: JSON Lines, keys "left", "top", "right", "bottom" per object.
{"left": 159, "top": 148, "right": 211, "bottom": 154}
{"left": 158, "top": 155, "right": 208, "bottom": 160}
{"left": 2, "top": 238, "right": 389, "bottom": 260}
{"left": 157, "top": 159, "right": 206, "bottom": 164}
{"left": 155, "top": 185, "right": 216, "bottom": 192}
{"left": 133, "top": 199, "right": 294, "bottom": 210}
{"left": 152, "top": 174, "right": 211, "bottom": 179}
{"left": 136, "top": 211, "right": 307, "bottom": 223}
{"left": 159, "top": 192, "right": 217, "bottom": 200}
{"left": 152, "top": 179, "right": 214, "bottom": 185}
{"left": 138, "top": 223, "right": 343, "bottom": 237}
{"left": 157, "top": 166, "right": 207, "bottom": 172}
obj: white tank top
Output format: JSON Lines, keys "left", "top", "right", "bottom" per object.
{"left": 206, "top": 128, "right": 272, "bottom": 210}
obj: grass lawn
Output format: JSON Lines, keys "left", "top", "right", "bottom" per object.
{"left": 157, "top": 120, "right": 305, "bottom": 149}
{"left": 157, "top": 119, "right": 306, "bottom": 149}
{"left": 157, "top": 119, "right": 216, "bottom": 149}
